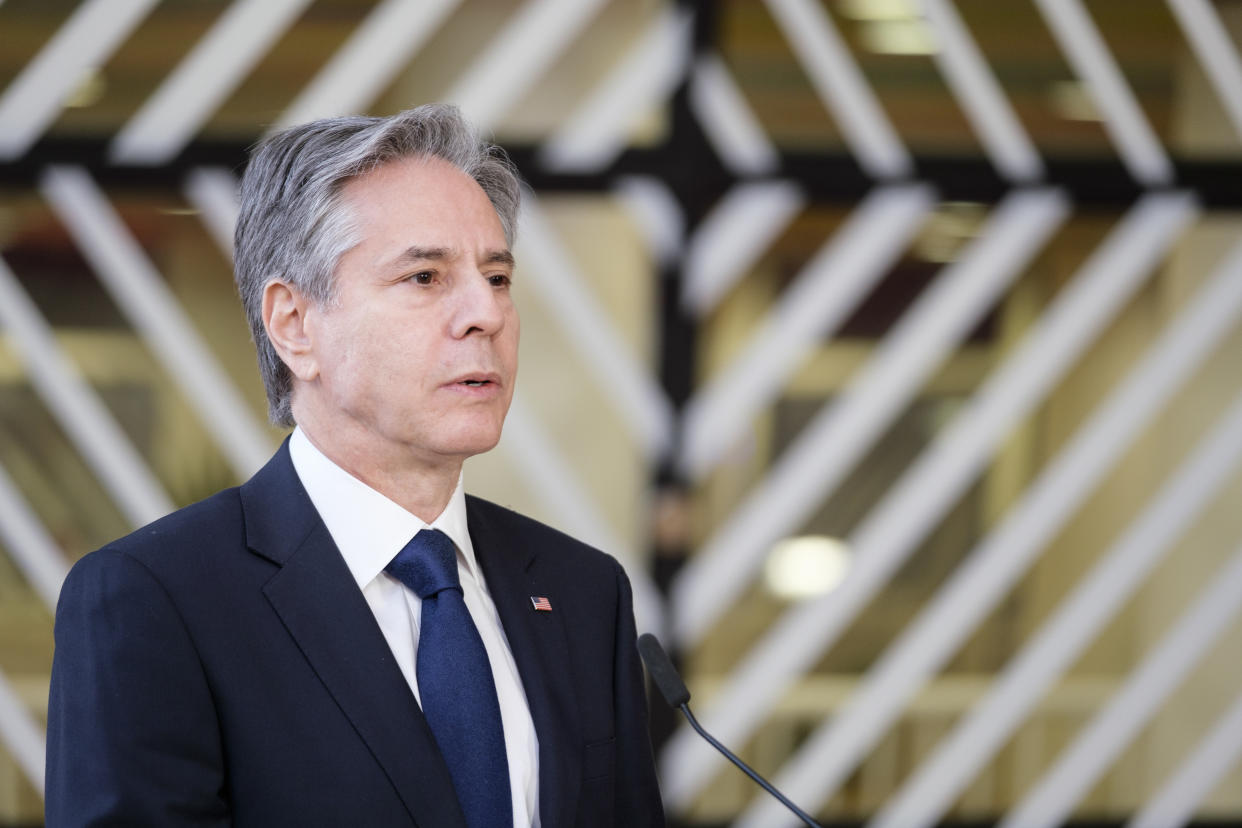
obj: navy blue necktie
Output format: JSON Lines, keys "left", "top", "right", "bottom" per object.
{"left": 386, "top": 529, "right": 513, "bottom": 828}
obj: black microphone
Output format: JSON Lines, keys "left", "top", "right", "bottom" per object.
{"left": 637, "top": 633, "right": 825, "bottom": 828}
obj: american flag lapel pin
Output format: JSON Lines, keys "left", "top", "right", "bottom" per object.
{"left": 530, "top": 596, "right": 552, "bottom": 612}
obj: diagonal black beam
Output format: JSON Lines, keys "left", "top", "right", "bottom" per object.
{"left": 5, "top": 138, "right": 1242, "bottom": 208}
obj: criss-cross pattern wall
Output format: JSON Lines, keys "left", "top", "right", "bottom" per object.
{"left": 1, "top": 1, "right": 1242, "bottom": 825}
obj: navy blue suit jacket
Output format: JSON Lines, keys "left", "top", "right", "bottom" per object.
{"left": 46, "top": 443, "right": 664, "bottom": 827}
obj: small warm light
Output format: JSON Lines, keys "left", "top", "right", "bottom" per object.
{"left": 1048, "top": 80, "right": 1102, "bottom": 121}
{"left": 839, "top": 0, "right": 920, "bottom": 22}
{"left": 858, "top": 19, "right": 939, "bottom": 56}
{"left": 764, "top": 535, "right": 851, "bottom": 600}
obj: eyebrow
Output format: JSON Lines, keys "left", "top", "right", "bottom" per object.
{"left": 390, "top": 246, "right": 515, "bottom": 268}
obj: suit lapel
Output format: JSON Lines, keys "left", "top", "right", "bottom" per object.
{"left": 242, "top": 444, "right": 466, "bottom": 828}
{"left": 467, "top": 498, "right": 582, "bottom": 828}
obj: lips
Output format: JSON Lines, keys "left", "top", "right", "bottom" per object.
{"left": 448, "top": 372, "right": 502, "bottom": 389}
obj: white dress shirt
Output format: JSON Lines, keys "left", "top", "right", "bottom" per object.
{"left": 289, "top": 427, "right": 540, "bottom": 827}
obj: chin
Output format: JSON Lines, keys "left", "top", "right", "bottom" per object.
{"left": 436, "top": 427, "right": 504, "bottom": 459}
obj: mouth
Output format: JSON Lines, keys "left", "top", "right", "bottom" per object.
{"left": 450, "top": 372, "right": 502, "bottom": 390}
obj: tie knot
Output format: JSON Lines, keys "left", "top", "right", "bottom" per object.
{"left": 386, "top": 529, "right": 460, "bottom": 599}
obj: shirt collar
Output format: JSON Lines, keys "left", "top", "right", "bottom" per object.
{"left": 288, "top": 426, "right": 478, "bottom": 590}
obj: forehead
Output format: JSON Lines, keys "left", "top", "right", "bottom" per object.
{"left": 339, "top": 155, "right": 506, "bottom": 248}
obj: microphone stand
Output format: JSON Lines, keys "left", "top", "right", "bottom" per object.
{"left": 638, "top": 633, "right": 824, "bottom": 828}
{"left": 674, "top": 702, "right": 825, "bottom": 828}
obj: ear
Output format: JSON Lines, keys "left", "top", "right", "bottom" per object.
{"left": 262, "top": 280, "right": 319, "bottom": 382}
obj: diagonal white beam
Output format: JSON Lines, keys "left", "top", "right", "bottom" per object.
{"left": 111, "top": 0, "right": 312, "bottom": 165}
{"left": 0, "top": 458, "right": 70, "bottom": 611}
{"left": 1166, "top": 0, "right": 1242, "bottom": 143}
{"left": 539, "top": 7, "right": 692, "bottom": 172}
{"left": 661, "top": 192, "right": 1197, "bottom": 810}
{"left": 275, "top": 0, "right": 461, "bottom": 129}
{"left": 445, "top": 0, "right": 610, "bottom": 131}
{"left": 676, "top": 184, "right": 934, "bottom": 485}
{"left": 515, "top": 193, "right": 674, "bottom": 460}
{"left": 918, "top": 0, "right": 1043, "bottom": 181}
{"left": 42, "top": 166, "right": 273, "bottom": 480}
{"left": 499, "top": 395, "right": 626, "bottom": 565}
{"left": 184, "top": 167, "right": 240, "bottom": 260}
{"left": 680, "top": 181, "right": 806, "bottom": 319}
{"left": 613, "top": 176, "right": 685, "bottom": 269}
{"left": 752, "top": 253, "right": 1242, "bottom": 828}
{"left": 499, "top": 393, "right": 663, "bottom": 636}
{"left": 0, "top": 0, "right": 159, "bottom": 160}
{"left": 1033, "top": 0, "right": 1173, "bottom": 184}
{"left": 875, "top": 240, "right": 1242, "bottom": 828}
{"left": 0, "top": 255, "right": 172, "bottom": 527}
{"left": 689, "top": 53, "right": 780, "bottom": 176}
{"left": 674, "top": 189, "right": 1066, "bottom": 650}
{"left": 1130, "top": 684, "right": 1242, "bottom": 828}
{"left": 763, "top": 0, "right": 912, "bottom": 178}
{"left": 0, "top": 667, "right": 43, "bottom": 796}
{"left": 1003, "top": 537, "right": 1242, "bottom": 828}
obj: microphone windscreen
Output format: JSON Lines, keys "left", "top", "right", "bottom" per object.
{"left": 637, "top": 633, "right": 691, "bottom": 707}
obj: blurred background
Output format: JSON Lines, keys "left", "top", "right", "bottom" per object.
{"left": 3, "top": 0, "right": 1242, "bottom": 825}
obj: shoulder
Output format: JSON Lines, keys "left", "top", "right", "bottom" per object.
{"left": 62, "top": 486, "right": 249, "bottom": 604}
{"left": 465, "top": 495, "right": 626, "bottom": 580}
{"left": 100, "top": 487, "right": 244, "bottom": 562}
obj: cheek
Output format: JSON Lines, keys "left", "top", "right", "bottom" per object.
{"left": 505, "top": 310, "right": 520, "bottom": 366}
{"left": 320, "top": 320, "right": 382, "bottom": 397}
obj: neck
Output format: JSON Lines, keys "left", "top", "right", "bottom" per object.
{"left": 295, "top": 421, "right": 462, "bottom": 524}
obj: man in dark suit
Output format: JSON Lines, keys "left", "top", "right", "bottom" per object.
{"left": 45, "top": 104, "right": 664, "bottom": 827}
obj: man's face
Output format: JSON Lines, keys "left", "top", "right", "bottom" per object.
{"left": 300, "top": 155, "right": 519, "bottom": 468}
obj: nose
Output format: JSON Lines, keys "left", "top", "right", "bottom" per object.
{"left": 449, "top": 272, "right": 509, "bottom": 339}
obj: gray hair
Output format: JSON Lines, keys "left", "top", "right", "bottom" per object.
{"left": 233, "top": 103, "right": 522, "bottom": 427}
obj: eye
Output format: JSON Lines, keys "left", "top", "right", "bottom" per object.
{"left": 487, "top": 273, "right": 512, "bottom": 288}
{"left": 408, "top": 271, "right": 434, "bottom": 285}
